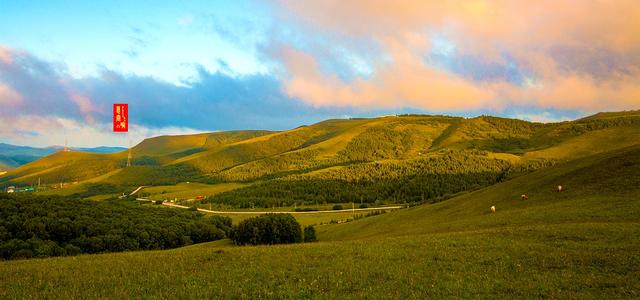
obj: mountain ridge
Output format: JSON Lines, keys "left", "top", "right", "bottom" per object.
{"left": 0, "top": 143, "right": 126, "bottom": 171}
{"left": 1, "top": 111, "right": 639, "bottom": 206}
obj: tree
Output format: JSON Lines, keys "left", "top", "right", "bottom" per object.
{"left": 303, "top": 226, "right": 317, "bottom": 243}
{"left": 231, "top": 214, "right": 302, "bottom": 246}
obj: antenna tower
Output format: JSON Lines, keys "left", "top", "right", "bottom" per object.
{"left": 126, "top": 138, "right": 132, "bottom": 167}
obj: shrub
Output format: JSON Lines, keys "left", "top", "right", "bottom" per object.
{"left": 303, "top": 226, "right": 317, "bottom": 243}
{"left": 332, "top": 204, "right": 343, "bottom": 210}
{"left": 359, "top": 203, "right": 369, "bottom": 209}
{"left": 231, "top": 214, "right": 302, "bottom": 246}
{"left": 294, "top": 207, "right": 318, "bottom": 212}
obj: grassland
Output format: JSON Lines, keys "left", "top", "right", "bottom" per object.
{"left": 4, "top": 111, "right": 638, "bottom": 193}
{"left": 1, "top": 223, "right": 636, "bottom": 299}
{"left": 1, "top": 143, "right": 638, "bottom": 298}
{"left": 141, "top": 182, "right": 248, "bottom": 201}
{"left": 189, "top": 208, "right": 386, "bottom": 227}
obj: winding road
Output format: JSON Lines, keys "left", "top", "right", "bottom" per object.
{"left": 137, "top": 198, "right": 402, "bottom": 215}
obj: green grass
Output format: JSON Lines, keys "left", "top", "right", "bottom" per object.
{"left": 196, "top": 210, "right": 377, "bottom": 227}
{"left": 320, "top": 144, "right": 640, "bottom": 241}
{"left": 1, "top": 142, "right": 638, "bottom": 298}
{"left": 0, "top": 223, "right": 637, "bottom": 299}
{"left": 4, "top": 111, "right": 639, "bottom": 193}
{"left": 142, "top": 182, "right": 247, "bottom": 201}
{"left": 523, "top": 126, "right": 640, "bottom": 160}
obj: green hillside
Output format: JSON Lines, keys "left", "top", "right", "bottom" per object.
{"left": 1, "top": 111, "right": 639, "bottom": 206}
{"left": 319, "top": 144, "right": 640, "bottom": 240}
{"left": 132, "top": 130, "right": 272, "bottom": 162}
{"left": 1, "top": 142, "right": 637, "bottom": 298}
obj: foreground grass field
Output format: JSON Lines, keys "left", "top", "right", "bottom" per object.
{"left": 1, "top": 223, "right": 637, "bottom": 299}
{"left": 1, "top": 145, "right": 638, "bottom": 298}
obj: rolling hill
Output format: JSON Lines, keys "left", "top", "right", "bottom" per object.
{"left": 0, "top": 143, "right": 125, "bottom": 171}
{"left": 1, "top": 138, "right": 637, "bottom": 298}
{"left": 1, "top": 110, "right": 639, "bottom": 207}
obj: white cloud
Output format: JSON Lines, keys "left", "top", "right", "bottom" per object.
{"left": 0, "top": 115, "right": 206, "bottom": 148}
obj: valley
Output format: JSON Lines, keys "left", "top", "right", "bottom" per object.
{"left": 0, "top": 111, "right": 639, "bottom": 298}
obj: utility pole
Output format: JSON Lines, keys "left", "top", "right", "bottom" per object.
{"left": 126, "top": 138, "right": 132, "bottom": 167}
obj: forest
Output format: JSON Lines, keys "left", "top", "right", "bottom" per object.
{"left": 204, "top": 151, "right": 552, "bottom": 208}
{"left": 0, "top": 194, "right": 231, "bottom": 260}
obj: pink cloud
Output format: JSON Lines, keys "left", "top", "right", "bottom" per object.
{"left": 0, "top": 46, "right": 12, "bottom": 65}
{"left": 277, "top": 41, "right": 494, "bottom": 111}
{"left": 70, "top": 93, "right": 98, "bottom": 124}
{"left": 273, "top": 0, "right": 640, "bottom": 112}
{"left": 0, "top": 83, "right": 22, "bottom": 107}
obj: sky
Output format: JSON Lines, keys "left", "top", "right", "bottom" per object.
{"left": 0, "top": 0, "right": 639, "bottom": 147}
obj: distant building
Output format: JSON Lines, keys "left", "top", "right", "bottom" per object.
{"left": 6, "top": 186, "right": 35, "bottom": 193}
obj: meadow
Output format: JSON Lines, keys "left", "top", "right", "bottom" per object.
{"left": 141, "top": 182, "right": 247, "bottom": 201}
{"left": 1, "top": 222, "right": 637, "bottom": 299}
{"left": 1, "top": 143, "right": 638, "bottom": 298}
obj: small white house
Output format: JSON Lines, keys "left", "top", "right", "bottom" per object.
{"left": 6, "top": 186, "right": 15, "bottom": 193}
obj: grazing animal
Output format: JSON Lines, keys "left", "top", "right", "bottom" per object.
{"left": 490, "top": 206, "right": 496, "bottom": 213}
{"left": 521, "top": 194, "right": 529, "bottom": 200}
{"left": 557, "top": 185, "right": 563, "bottom": 192}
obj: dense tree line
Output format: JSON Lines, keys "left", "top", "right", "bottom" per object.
{"left": 204, "top": 151, "right": 535, "bottom": 208}
{"left": 104, "top": 164, "right": 201, "bottom": 186}
{"left": 339, "top": 125, "right": 413, "bottom": 161}
{"left": 206, "top": 172, "right": 505, "bottom": 208}
{"left": 213, "top": 149, "right": 347, "bottom": 182}
{"left": 231, "top": 214, "right": 303, "bottom": 245}
{"left": 0, "top": 194, "right": 231, "bottom": 260}
{"left": 67, "top": 183, "right": 124, "bottom": 199}
{"left": 191, "top": 127, "right": 329, "bottom": 174}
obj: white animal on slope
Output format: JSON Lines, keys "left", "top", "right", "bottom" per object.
{"left": 490, "top": 206, "right": 496, "bottom": 213}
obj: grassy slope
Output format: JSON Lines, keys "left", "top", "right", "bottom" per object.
{"left": 319, "top": 144, "right": 640, "bottom": 240}
{"left": 0, "top": 151, "right": 125, "bottom": 185}
{"left": 142, "top": 182, "right": 247, "bottom": 200}
{"left": 0, "top": 131, "right": 270, "bottom": 187}
{"left": 580, "top": 109, "right": 640, "bottom": 120}
{"left": 4, "top": 112, "right": 640, "bottom": 188}
{"left": 1, "top": 145, "right": 638, "bottom": 298}
{"left": 134, "top": 130, "right": 273, "bottom": 164}
{"left": 523, "top": 126, "right": 640, "bottom": 160}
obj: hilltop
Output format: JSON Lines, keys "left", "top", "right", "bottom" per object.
{"left": 0, "top": 143, "right": 125, "bottom": 171}
{"left": 1, "top": 110, "right": 639, "bottom": 207}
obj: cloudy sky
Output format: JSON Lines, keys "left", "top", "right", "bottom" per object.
{"left": 1, "top": 0, "right": 639, "bottom": 147}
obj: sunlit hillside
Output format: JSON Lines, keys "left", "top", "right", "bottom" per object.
{"left": 1, "top": 111, "right": 639, "bottom": 207}
{"left": 1, "top": 143, "right": 637, "bottom": 298}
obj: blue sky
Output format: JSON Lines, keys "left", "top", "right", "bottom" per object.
{"left": 0, "top": 1, "right": 637, "bottom": 147}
